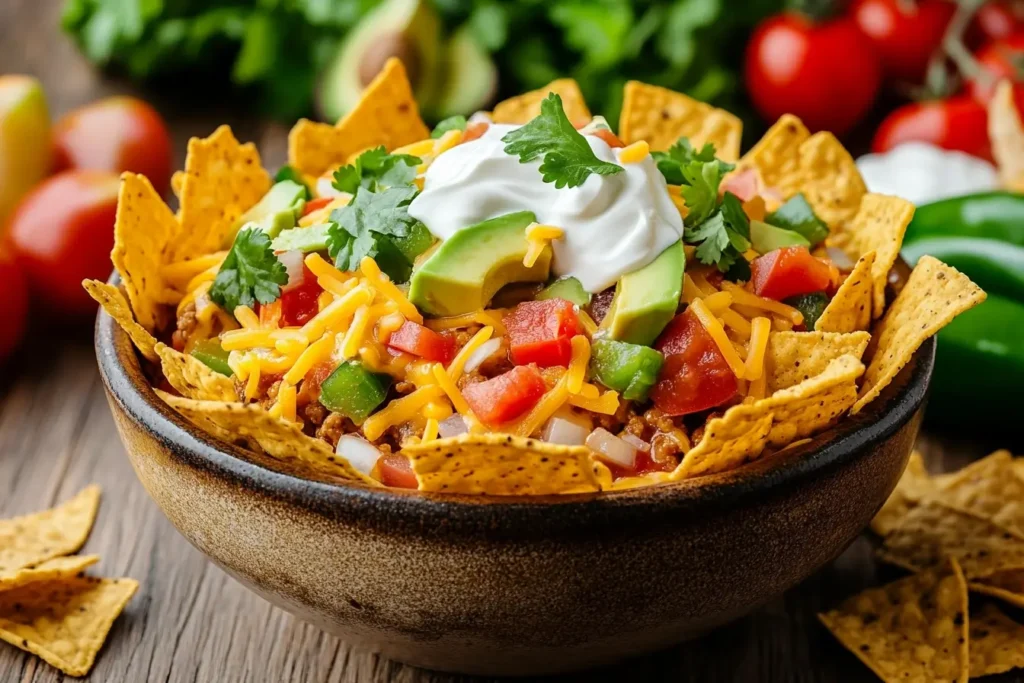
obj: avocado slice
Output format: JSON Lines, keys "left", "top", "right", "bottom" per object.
{"left": 600, "top": 242, "right": 685, "bottom": 347}
{"left": 409, "top": 211, "right": 551, "bottom": 316}
{"left": 234, "top": 180, "right": 307, "bottom": 241}
{"left": 750, "top": 220, "right": 810, "bottom": 254}
{"left": 432, "top": 26, "right": 498, "bottom": 120}
{"left": 318, "top": 0, "right": 442, "bottom": 122}
{"left": 538, "top": 277, "right": 590, "bottom": 307}
{"left": 271, "top": 224, "right": 332, "bottom": 253}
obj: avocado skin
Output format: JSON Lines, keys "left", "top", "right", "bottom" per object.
{"left": 601, "top": 242, "right": 685, "bottom": 347}
{"left": 409, "top": 211, "right": 551, "bottom": 317}
{"left": 432, "top": 26, "right": 497, "bottom": 120}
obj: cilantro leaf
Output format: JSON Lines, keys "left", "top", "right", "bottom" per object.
{"left": 332, "top": 146, "right": 421, "bottom": 195}
{"left": 210, "top": 226, "right": 288, "bottom": 311}
{"left": 502, "top": 93, "right": 623, "bottom": 189}
{"left": 431, "top": 115, "right": 467, "bottom": 138}
{"left": 766, "top": 193, "right": 829, "bottom": 246}
{"left": 651, "top": 137, "right": 724, "bottom": 185}
{"left": 326, "top": 185, "right": 422, "bottom": 282}
{"left": 653, "top": 137, "right": 735, "bottom": 229}
{"left": 684, "top": 192, "right": 751, "bottom": 273}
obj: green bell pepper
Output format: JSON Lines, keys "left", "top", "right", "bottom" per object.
{"left": 902, "top": 191, "right": 1024, "bottom": 434}
{"left": 589, "top": 339, "right": 664, "bottom": 402}
{"left": 319, "top": 361, "right": 392, "bottom": 425}
{"left": 190, "top": 339, "right": 233, "bottom": 377}
{"left": 783, "top": 291, "right": 828, "bottom": 331}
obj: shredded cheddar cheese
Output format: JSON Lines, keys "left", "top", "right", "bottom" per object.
{"left": 425, "top": 310, "right": 506, "bottom": 334}
{"left": 160, "top": 252, "right": 227, "bottom": 287}
{"left": 276, "top": 383, "right": 297, "bottom": 422}
{"left": 567, "top": 388, "right": 620, "bottom": 415}
{"left": 566, "top": 335, "right": 590, "bottom": 394}
{"left": 300, "top": 285, "right": 373, "bottom": 339}
{"left": 447, "top": 326, "right": 494, "bottom": 382}
{"left": 720, "top": 309, "right": 752, "bottom": 340}
{"left": 523, "top": 223, "right": 563, "bottom": 268}
{"left": 233, "top": 306, "right": 261, "bottom": 330}
{"left": 702, "top": 291, "right": 733, "bottom": 313}
{"left": 681, "top": 275, "right": 704, "bottom": 304}
{"left": 720, "top": 282, "right": 803, "bottom": 324}
{"left": 690, "top": 298, "right": 746, "bottom": 379}
{"left": 577, "top": 310, "right": 598, "bottom": 336}
{"left": 360, "top": 257, "right": 422, "bottom": 323}
{"left": 284, "top": 333, "right": 335, "bottom": 385}
{"left": 744, "top": 317, "right": 771, "bottom": 381}
{"left": 423, "top": 401, "right": 453, "bottom": 421}
{"left": 393, "top": 138, "right": 435, "bottom": 157}
{"left": 421, "top": 418, "right": 439, "bottom": 443}
{"left": 244, "top": 357, "right": 261, "bottom": 401}
{"left": 221, "top": 329, "right": 277, "bottom": 351}
{"left": 748, "top": 370, "right": 767, "bottom": 400}
{"left": 432, "top": 363, "right": 471, "bottom": 416}
{"left": 304, "top": 253, "right": 349, "bottom": 287}
{"left": 432, "top": 129, "right": 463, "bottom": 156}
{"left": 619, "top": 140, "right": 650, "bottom": 163}
{"left": 578, "top": 382, "right": 601, "bottom": 399}
{"left": 362, "top": 385, "right": 444, "bottom": 441}
{"left": 512, "top": 375, "right": 570, "bottom": 437}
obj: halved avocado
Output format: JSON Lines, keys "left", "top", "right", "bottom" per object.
{"left": 431, "top": 26, "right": 498, "bottom": 120}
{"left": 600, "top": 242, "right": 685, "bottom": 347}
{"left": 317, "top": 0, "right": 442, "bottom": 122}
{"left": 409, "top": 212, "right": 551, "bottom": 316}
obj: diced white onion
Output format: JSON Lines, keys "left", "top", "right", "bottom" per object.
{"left": 462, "top": 338, "right": 502, "bottom": 373}
{"left": 620, "top": 433, "right": 651, "bottom": 454}
{"left": 585, "top": 428, "right": 637, "bottom": 469}
{"left": 543, "top": 417, "right": 589, "bottom": 446}
{"left": 826, "top": 246, "right": 855, "bottom": 271}
{"left": 316, "top": 176, "right": 347, "bottom": 199}
{"left": 438, "top": 414, "right": 469, "bottom": 438}
{"left": 335, "top": 435, "right": 382, "bottom": 475}
{"left": 279, "top": 250, "right": 306, "bottom": 292}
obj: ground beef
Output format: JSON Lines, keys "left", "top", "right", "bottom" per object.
{"left": 171, "top": 302, "right": 198, "bottom": 352}
{"left": 316, "top": 412, "right": 350, "bottom": 447}
{"left": 303, "top": 401, "right": 328, "bottom": 427}
{"left": 589, "top": 288, "right": 616, "bottom": 324}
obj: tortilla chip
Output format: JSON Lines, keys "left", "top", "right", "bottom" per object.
{"left": 0, "top": 576, "right": 138, "bottom": 677}
{"left": 936, "top": 450, "right": 1024, "bottom": 535}
{"left": 287, "top": 119, "right": 349, "bottom": 179}
{"left": 175, "top": 125, "right": 271, "bottom": 262}
{"left": 758, "top": 354, "right": 864, "bottom": 448}
{"left": 0, "top": 555, "right": 99, "bottom": 592}
{"left": 853, "top": 257, "right": 986, "bottom": 414}
{"left": 879, "top": 500, "right": 1024, "bottom": 579}
{"left": 989, "top": 79, "right": 1024, "bottom": 191}
{"left": 619, "top": 81, "right": 742, "bottom": 160}
{"left": 870, "top": 451, "right": 934, "bottom": 536}
{"left": 817, "top": 557, "right": 968, "bottom": 683}
{"left": 968, "top": 603, "right": 1024, "bottom": 678}
{"left": 847, "top": 194, "right": 916, "bottom": 318}
{"left": 154, "top": 343, "right": 236, "bottom": 402}
{"left": 0, "top": 486, "right": 100, "bottom": 574}
{"left": 971, "top": 570, "right": 1024, "bottom": 610}
{"left": 403, "top": 433, "right": 600, "bottom": 495}
{"left": 671, "top": 404, "right": 774, "bottom": 479}
{"left": 170, "top": 170, "right": 184, "bottom": 199}
{"left": 739, "top": 114, "right": 810, "bottom": 183}
{"left": 492, "top": 78, "right": 591, "bottom": 126}
{"left": 764, "top": 330, "right": 870, "bottom": 394}
{"left": 816, "top": 251, "right": 876, "bottom": 333}
{"left": 156, "top": 391, "right": 378, "bottom": 486}
{"left": 110, "top": 173, "right": 177, "bottom": 331}
{"left": 83, "top": 280, "right": 159, "bottom": 362}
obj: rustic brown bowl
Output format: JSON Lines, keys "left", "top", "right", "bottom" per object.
{"left": 95, "top": 283, "right": 933, "bottom": 677}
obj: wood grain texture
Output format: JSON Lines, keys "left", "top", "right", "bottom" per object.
{"left": 1, "top": 1, "right": 1021, "bottom": 681}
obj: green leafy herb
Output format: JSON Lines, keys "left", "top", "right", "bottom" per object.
{"left": 767, "top": 193, "right": 829, "bottom": 246}
{"left": 274, "top": 165, "right": 311, "bottom": 200}
{"left": 653, "top": 137, "right": 735, "bottom": 230}
{"left": 210, "top": 226, "right": 288, "bottom": 311}
{"left": 684, "top": 192, "right": 751, "bottom": 273}
{"left": 431, "top": 115, "right": 468, "bottom": 138}
{"left": 652, "top": 137, "right": 726, "bottom": 185}
{"left": 332, "top": 146, "right": 421, "bottom": 195}
{"left": 326, "top": 185, "right": 422, "bottom": 282}
{"left": 502, "top": 93, "right": 623, "bottom": 189}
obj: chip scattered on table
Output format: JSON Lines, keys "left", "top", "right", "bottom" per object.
{"left": 0, "top": 486, "right": 100, "bottom": 573}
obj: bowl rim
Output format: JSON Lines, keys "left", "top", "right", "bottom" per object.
{"left": 95, "top": 273, "right": 934, "bottom": 534}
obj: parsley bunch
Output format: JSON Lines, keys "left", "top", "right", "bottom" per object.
{"left": 502, "top": 93, "right": 623, "bottom": 189}
{"left": 209, "top": 227, "right": 289, "bottom": 311}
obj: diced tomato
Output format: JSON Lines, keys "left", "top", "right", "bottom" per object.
{"left": 750, "top": 247, "right": 833, "bottom": 301}
{"left": 302, "top": 196, "right": 332, "bottom": 216}
{"left": 650, "top": 309, "right": 738, "bottom": 416}
{"left": 463, "top": 365, "right": 547, "bottom": 426}
{"left": 386, "top": 321, "right": 455, "bottom": 363}
{"left": 589, "top": 129, "right": 625, "bottom": 148}
{"left": 462, "top": 122, "right": 489, "bottom": 143}
{"left": 719, "top": 168, "right": 760, "bottom": 202}
{"left": 280, "top": 264, "right": 324, "bottom": 326}
{"left": 298, "top": 361, "right": 334, "bottom": 406}
{"left": 504, "top": 299, "right": 581, "bottom": 368}
{"left": 377, "top": 455, "right": 419, "bottom": 489}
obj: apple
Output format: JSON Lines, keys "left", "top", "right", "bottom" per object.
{"left": 0, "top": 76, "right": 51, "bottom": 229}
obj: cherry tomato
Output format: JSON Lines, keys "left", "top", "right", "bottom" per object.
{"left": 462, "top": 365, "right": 547, "bottom": 426}
{"left": 650, "top": 308, "right": 737, "bottom": 416}
{"left": 850, "top": 0, "right": 955, "bottom": 83}
{"left": 872, "top": 96, "right": 992, "bottom": 161}
{"left": 745, "top": 13, "right": 881, "bottom": 135}
{"left": 7, "top": 170, "right": 120, "bottom": 317}
{"left": 279, "top": 265, "right": 323, "bottom": 327}
{"left": 52, "top": 97, "right": 174, "bottom": 194}
{"left": 750, "top": 246, "right": 833, "bottom": 301}
{"left": 386, "top": 321, "right": 455, "bottom": 363}
{"left": 0, "top": 249, "right": 29, "bottom": 361}
{"left": 504, "top": 298, "right": 581, "bottom": 368}
{"left": 377, "top": 455, "right": 419, "bottom": 489}
{"left": 302, "top": 197, "right": 333, "bottom": 216}
{"left": 967, "top": 33, "right": 1024, "bottom": 111}
{"left": 968, "top": 2, "right": 1024, "bottom": 47}
{"left": 588, "top": 129, "right": 625, "bottom": 148}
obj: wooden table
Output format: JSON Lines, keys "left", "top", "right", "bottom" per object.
{"left": 1, "top": 2, "right": 1020, "bottom": 681}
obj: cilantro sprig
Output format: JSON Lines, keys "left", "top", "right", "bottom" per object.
{"left": 502, "top": 93, "right": 623, "bottom": 189}
{"left": 210, "top": 226, "right": 289, "bottom": 311}
{"left": 327, "top": 185, "right": 423, "bottom": 283}
{"left": 684, "top": 192, "right": 751, "bottom": 274}
{"left": 332, "top": 146, "right": 421, "bottom": 195}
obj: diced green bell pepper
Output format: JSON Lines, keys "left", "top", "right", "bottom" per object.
{"left": 589, "top": 339, "right": 664, "bottom": 402}
{"left": 190, "top": 339, "right": 233, "bottom": 377}
{"left": 537, "top": 277, "right": 591, "bottom": 307}
{"left": 783, "top": 291, "right": 828, "bottom": 331}
{"left": 319, "top": 361, "right": 392, "bottom": 425}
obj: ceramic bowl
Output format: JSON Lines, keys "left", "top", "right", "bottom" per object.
{"left": 95, "top": 283, "right": 933, "bottom": 676}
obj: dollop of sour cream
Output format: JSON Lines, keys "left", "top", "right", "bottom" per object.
{"left": 408, "top": 124, "right": 683, "bottom": 293}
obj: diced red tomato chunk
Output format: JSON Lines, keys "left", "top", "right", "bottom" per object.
{"left": 377, "top": 455, "right": 419, "bottom": 489}
{"left": 719, "top": 168, "right": 761, "bottom": 202}
{"left": 504, "top": 298, "right": 581, "bottom": 368}
{"left": 280, "top": 264, "right": 324, "bottom": 326}
{"left": 386, "top": 321, "right": 455, "bottom": 363}
{"left": 650, "top": 308, "right": 738, "bottom": 416}
{"left": 462, "top": 122, "right": 489, "bottom": 143}
{"left": 750, "top": 246, "right": 833, "bottom": 301}
{"left": 302, "top": 196, "right": 332, "bottom": 216}
{"left": 590, "top": 129, "right": 625, "bottom": 148}
{"left": 462, "top": 365, "right": 547, "bottom": 426}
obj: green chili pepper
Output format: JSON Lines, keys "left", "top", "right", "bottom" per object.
{"left": 783, "top": 291, "right": 828, "bottom": 331}
{"left": 589, "top": 339, "right": 664, "bottom": 402}
{"left": 190, "top": 339, "right": 233, "bottom": 377}
{"left": 902, "top": 237, "right": 1024, "bottom": 302}
{"left": 905, "top": 191, "right": 1024, "bottom": 246}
